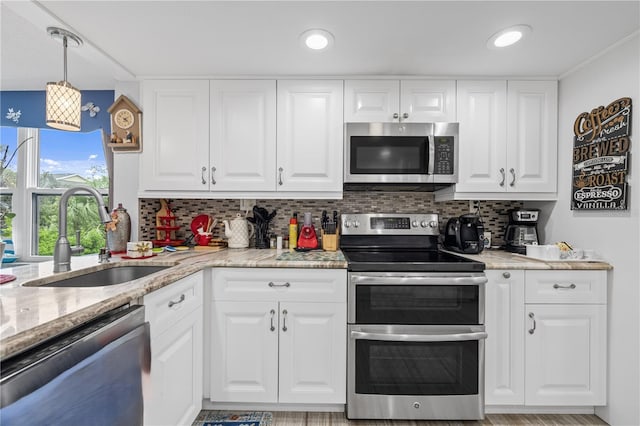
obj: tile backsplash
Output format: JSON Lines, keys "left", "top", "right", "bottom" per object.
{"left": 139, "top": 193, "right": 522, "bottom": 247}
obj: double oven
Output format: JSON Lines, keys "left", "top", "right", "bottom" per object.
{"left": 341, "top": 213, "right": 487, "bottom": 420}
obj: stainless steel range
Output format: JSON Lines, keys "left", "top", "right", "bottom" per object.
{"left": 341, "top": 213, "right": 487, "bottom": 421}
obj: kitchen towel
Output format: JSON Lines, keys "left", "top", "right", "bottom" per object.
{"left": 191, "top": 411, "right": 272, "bottom": 426}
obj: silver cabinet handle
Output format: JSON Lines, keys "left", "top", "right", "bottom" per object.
{"left": 528, "top": 312, "right": 536, "bottom": 334}
{"left": 211, "top": 166, "right": 216, "bottom": 185}
{"left": 269, "top": 309, "right": 276, "bottom": 332}
{"left": 268, "top": 281, "right": 291, "bottom": 288}
{"left": 509, "top": 168, "right": 516, "bottom": 187}
{"left": 282, "top": 309, "right": 288, "bottom": 332}
{"left": 350, "top": 330, "right": 488, "bottom": 342}
{"left": 499, "top": 168, "right": 506, "bottom": 186}
{"left": 168, "top": 294, "right": 185, "bottom": 308}
{"left": 201, "top": 166, "right": 207, "bottom": 185}
{"left": 554, "top": 283, "right": 576, "bottom": 289}
{"left": 503, "top": 272, "right": 511, "bottom": 279}
{"left": 402, "top": 112, "right": 409, "bottom": 119}
{"left": 393, "top": 112, "right": 399, "bottom": 119}
{"left": 278, "top": 167, "right": 283, "bottom": 186}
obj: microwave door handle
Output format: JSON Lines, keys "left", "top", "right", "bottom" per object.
{"left": 350, "top": 330, "right": 488, "bottom": 342}
{"left": 427, "top": 138, "right": 435, "bottom": 174}
{"left": 350, "top": 274, "right": 488, "bottom": 286}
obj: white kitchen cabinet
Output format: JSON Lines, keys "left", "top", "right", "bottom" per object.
{"left": 210, "top": 80, "right": 277, "bottom": 191}
{"left": 141, "top": 79, "right": 342, "bottom": 196}
{"left": 484, "top": 270, "right": 525, "bottom": 405}
{"left": 344, "top": 79, "right": 456, "bottom": 122}
{"left": 209, "top": 268, "right": 346, "bottom": 405}
{"left": 276, "top": 80, "right": 344, "bottom": 192}
{"left": 140, "top": 80, "right": 210, "bottom": 191}
{"left": 485, "top": 269, "right": 607, "bottom": 408}
{"left": 441, "top": 80, "right": 557, "bottom": 200}
{"left": 524, "top": 270, "right": 607, "bottom": 406}
{"left": 144, "top": 272, "right": 203, "bottom": 426}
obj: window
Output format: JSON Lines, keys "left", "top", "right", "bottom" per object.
{"left": 0, "top": 127, "right": 110, "bottom": 259}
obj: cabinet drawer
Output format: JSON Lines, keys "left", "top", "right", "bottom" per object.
{"left": 144, "top": 271, "right": 203, "bottom": 336}
{"left": 525, "top": 270, "right": 607, "bottom": 304}
{"left": 212, "top": 268, "right": 346, "bottom": 303}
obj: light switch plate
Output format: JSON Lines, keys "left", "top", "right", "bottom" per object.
{"left": 240, "top": 199, "right": 255, "bottom": 212}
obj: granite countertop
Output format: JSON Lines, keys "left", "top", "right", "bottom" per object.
{"left": 0, "top": 246, "right": 611, "bottom": 360}
{"left": 0, "top": 248, "right": 347, "bottom": 360}
{"left": 448, "top": 248, "right": 613, "bottom": 270}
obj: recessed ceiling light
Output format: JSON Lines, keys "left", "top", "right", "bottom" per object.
{"left": 487, "top": 25, "right": 532, "bottom": 49}
{"left": 300, "top": 29, "right": 334, "bottom": 51}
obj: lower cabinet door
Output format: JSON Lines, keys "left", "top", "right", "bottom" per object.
{"left": 525, "top": 304, "right": 606, "bottom": 405}
{"left": 210, "top": 301, "right": 279, "bottom": 403}
{"left": 144, "top": 306, "right": 203, "bottom": 426}
{"left": 484, "top": 270, "right": 525, "bottom": 405}
{"left": 278, "top": 302, "right": 346, "bottom": 404}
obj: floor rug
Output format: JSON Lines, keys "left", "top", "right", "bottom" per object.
{"left": 192, "top": 411, "right": 272, "bottom": 426}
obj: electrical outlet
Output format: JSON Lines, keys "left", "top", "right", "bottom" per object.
{"left": 239, "top": 199, "right": 255, "bottom": 212}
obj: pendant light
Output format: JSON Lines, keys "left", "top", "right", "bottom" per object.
{"left": 45, "top": 27, "right": 83, "bottom": 131}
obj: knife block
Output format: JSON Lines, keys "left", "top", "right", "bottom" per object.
{"left": 321, "top": 229, "right": 339, "bottom": 251}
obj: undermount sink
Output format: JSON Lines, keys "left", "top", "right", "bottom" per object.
{"left": 25, "top": 265, "right": 171, "bottom": 288}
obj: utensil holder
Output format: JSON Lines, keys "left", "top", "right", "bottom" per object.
{"left": 321, "top": 230, "right": 339, "bottom": 251}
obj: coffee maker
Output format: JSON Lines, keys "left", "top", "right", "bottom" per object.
{"left": 504, "top": 208, "right": 539, "bottom": 254}
{"left": 444, "top": 214, "right": 485, "bottom": 254}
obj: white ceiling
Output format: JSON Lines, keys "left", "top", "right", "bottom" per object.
{"left": 2, "top": 1, "right": 639, "bottom": 90}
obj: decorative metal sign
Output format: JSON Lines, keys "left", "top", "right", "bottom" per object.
{"left": 572, "top": 97, "right": 632, "bottom": 210}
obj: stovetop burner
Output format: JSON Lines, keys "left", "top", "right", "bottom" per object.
{"left": 340, "top": 213, "right": 485, "bottom": 273}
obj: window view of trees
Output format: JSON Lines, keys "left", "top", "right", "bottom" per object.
{"left": 0, "top": 127, "right": 110, "bottom": 258}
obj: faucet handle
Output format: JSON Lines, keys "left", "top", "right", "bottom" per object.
{"left": 98, "top": 247, "right": 111, "bottom": 263}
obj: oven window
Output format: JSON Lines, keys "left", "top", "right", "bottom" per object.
{"left": 350, "top": 136, "right": 428, "bottom": 174}
{"left": 356, "top": 285, "right": 479, "bottom": 325}
{"left": 355, "top": 340, "right": 478, "bottom": 395}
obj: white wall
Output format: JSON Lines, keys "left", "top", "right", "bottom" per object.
{"left": 530, "top": 33, "right": 639, "bottom": 426}
{"left": 112, "top": 81, "right": 141, "bottom": 241}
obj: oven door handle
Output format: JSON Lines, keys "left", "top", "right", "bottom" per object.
{"left": 350, "top": 330, "right": 488, "bottom": 342}
{"left": 350, "top": 275, "right": 487, "bottom": 286}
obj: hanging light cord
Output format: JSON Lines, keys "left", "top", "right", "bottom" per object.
{"left": 62, "top": 34, "right": 68, "bottom": 82}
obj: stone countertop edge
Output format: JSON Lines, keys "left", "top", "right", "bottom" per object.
{"left": 446, "top": 249, "right": 613, "bottom": 270}
{"left": 0, "top": 248, "right": 611, "bottom": 360}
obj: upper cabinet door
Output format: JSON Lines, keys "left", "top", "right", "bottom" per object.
{"left": 344, "top": 80, "right": 399, "bottom": 122}
{"left": 140, "top": 80, "right": 210, "bottom": 191}
{"left": 506, "top": 81, "right": 558, "bottom": 193}
{"left": 455, "top": 80, "right": 508, "bottom": 192}
{"left": 210, "top": 80, "right": 277, "bottom": 191}
{"left": 276, "top": 80, "right": 344, "bottom": 192}
{"left": 400, "top": 80, "right": 456, "bottom": 122}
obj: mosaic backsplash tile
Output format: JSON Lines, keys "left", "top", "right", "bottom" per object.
{"left": 139, "top": 193, "right": 522, "bottom": 247}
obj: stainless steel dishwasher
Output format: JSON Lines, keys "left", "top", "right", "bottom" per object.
{"left": 0, "top": 304, "right": 150, "bottom": 426}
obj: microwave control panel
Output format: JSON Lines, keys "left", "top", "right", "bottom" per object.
{"left": 434, "top": 136, "right": 455, "bottom": 175}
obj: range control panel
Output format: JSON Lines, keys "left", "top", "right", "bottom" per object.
{"left": 341, "top": 213, "right": 440, "bottom": 236}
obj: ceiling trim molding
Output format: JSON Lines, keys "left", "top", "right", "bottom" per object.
{"left": 4, "top": 0, "right": 136, "bottom": 82}
{"left": 559, "top": 29, "right": 640, "bottom": 81}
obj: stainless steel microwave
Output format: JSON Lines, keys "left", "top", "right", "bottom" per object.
{"left": 344, "top": 122, "right": 459, "bottom": 189}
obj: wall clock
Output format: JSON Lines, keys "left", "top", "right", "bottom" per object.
{"left": 107, "top": 95, "right": 142, "bottom": 152}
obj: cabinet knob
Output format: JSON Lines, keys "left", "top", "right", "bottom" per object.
{"left": 528, "top": 312, "right": 536, "bottom": 334}
{"left": 402, "top": 112, "right": 409, "bottom": 119}
{"left": 278, "top": 167, "right": 283, "bottom": 186}
{"left": 211, "top": 166, "right": 217, "bottom": 185}
{"left": 393, "top": 113, "right": 399, "bottom": 119}
{"left": 201, "top": 166, "right": 207, "bottom": 185}
{"left": 503, "top": 272, "right": 511, "bottom": 279}
{"left": 509, "top": 168, "right": 516, "bottom": 187}
{"left": 499, "top": 168, "right": 506, "bottom": 187}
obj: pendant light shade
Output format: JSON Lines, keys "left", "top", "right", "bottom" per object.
{"left": 45, "top": 27, "right": 83, "bottom": 131}
{"left": 46, "top": 81, "right": 82, "bottom": 131}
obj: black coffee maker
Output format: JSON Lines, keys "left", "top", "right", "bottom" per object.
{"left": 444, "top": 214, "right": 485, "bottom": 254}
{"left": 504, "top": 208, "right": 540, "bottom": 254}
